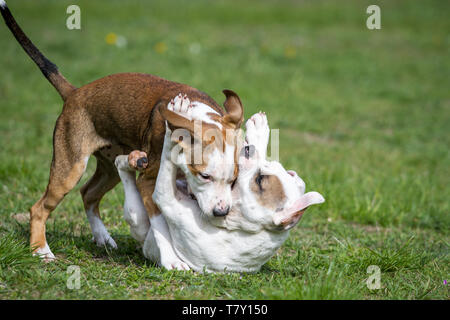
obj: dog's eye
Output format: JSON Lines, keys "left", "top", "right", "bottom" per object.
{"left": 242, "top": 145, "right": 255, "bottom": 159}
{"left": 199, "top": 173, "right": 211, "bottom": 180}
{"left": 255, "top": 172, "right": 266, "bottom": 191}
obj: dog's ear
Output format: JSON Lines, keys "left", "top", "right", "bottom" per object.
{"left": 160, "top": 104, "right": 195, "bottom": 133}
{"left": 222, "top": 89, "right": 244, "bottom": 129}
{"left": 160, "top": 105, "right": 197, "bottom": 149}
{"left": 273, "top": 192, "right": 325, "bottom": 230}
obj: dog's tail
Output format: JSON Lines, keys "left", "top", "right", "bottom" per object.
{"left": 0, "top": 1, "right": 76, "bottom": 101}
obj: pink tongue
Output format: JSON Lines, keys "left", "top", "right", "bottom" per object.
{"left": 273, "top": 192, "right": 325, "bottom": 227}
{"left": 293, "top": 192, "right": 325, "bottom": 212}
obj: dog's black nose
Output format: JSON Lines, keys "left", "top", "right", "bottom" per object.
{"left": 213, "top": 206, "right": 230, "bottom": 217}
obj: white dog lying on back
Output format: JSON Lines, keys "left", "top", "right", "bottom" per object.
{"left": 115, "top": 99, "right": 324, "bottom": 272}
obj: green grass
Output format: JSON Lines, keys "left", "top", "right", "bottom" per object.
{"left": 0, "top": 0, "right": 448, "bottom": 299}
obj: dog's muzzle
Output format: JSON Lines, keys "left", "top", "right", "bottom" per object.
{"left": 213, "top": 205, "right": 230, "bottom": 217}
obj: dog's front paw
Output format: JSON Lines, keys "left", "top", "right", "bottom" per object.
{"left": 92, "top": 235, "right": 118, "bottom": 249}
{"left": 33, "top": 243, "right": 56, "bottom": 263}
{"left": 128, "top": 150, "right": 148, "bottom": 171}
{"left": 168, "top": 93, "right": 193, "bottom": 118}
{"left": 160, "top": 258, "right": 191, "bottom": 271}
{"left": 92, "top": 232, "right": 118, "bottom": 249}
{"left": 245, "top": 112, "right": 269, "bottom": 154}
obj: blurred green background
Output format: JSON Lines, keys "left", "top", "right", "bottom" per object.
{"left": 0, "top": 0, "right": 448, "bottom": 299}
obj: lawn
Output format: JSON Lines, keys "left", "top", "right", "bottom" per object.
{"left": 0, "top": 0, "right": 448, "bottom": 299}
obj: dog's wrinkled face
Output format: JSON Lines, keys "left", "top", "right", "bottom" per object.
{"left": 248, "top": 161, "right": 323, "bottom": 231}
{"left": 227, "top": 113, "right": 324, "bottom": 232}
{"left": 161, "top": 91, "right": 243, "bottom": 218}
{"left": 236, "top": 147, "right": 307, "bottom": 231}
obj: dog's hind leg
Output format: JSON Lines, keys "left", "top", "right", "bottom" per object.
{"left": 80, "top": 153, "right": 121, "bottom": 249}
{"left": 30, "top": 114, "right": 96, "bottom": 261}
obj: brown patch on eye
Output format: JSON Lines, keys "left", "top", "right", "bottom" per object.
{"left": 187, "top": 163, "right": 207, "bottom": 176}
{"left": 250, "top": 172, "right": 287, "bottom": 211}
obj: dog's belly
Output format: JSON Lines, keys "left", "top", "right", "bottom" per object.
{"left": 165, "top": 211, "right": 288, "bottom": 273}
{"left": 175, "top": 230, "right": 287, "bottom": 273}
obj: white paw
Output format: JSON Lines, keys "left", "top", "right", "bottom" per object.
{"left": 245, "top": 112, "right": 269, "bottom": 154}
{"left": 33, "top": 242, "right": 56, "bottom": 262}
{"left": 168, "top": 93, "right": 193, "bottom": 118}
{"left": 92, "top": 232, "right": 118, "bottom": 249}
{"left": 87, "top": 208, "right": 118, "bottom": 249}
{"left": 161, "top": 258, "right": 191, "bottom": 271}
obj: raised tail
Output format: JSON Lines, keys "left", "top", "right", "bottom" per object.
{"left": 0, "top": 0, "right": 76, "bottom": 100}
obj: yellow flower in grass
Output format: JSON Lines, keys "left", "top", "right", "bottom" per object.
{"left": 105, "top": 32, "right": 117, "bottom": 45}
{"left": 284, "top": 45, "right": 297, "bottom": 59}
{"left": 154, "top": 41, "right": 168, "bottom": 54}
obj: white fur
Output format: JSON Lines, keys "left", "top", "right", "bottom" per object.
{"left": 189, "top": 101, "right": 222, "bottom": 129}
{"left": 0, "top": 1, "right": 7, "bottom": 9}
{"left": 115, "top": 155, "right": 150, "bottom": 244}
{"left": 115, "top": 155, "right": 189, "bottom": 271}
{"left": 245, "top": 112, "right": 270, "bottom": 159}
{"left": 86, "top": 206, "right": 117, "bottom": 248}
{"left": 33, "top": 242, "right": 55, "bottom": 262}
{"left": 145, "top": 215, "right": 190, "bottom": 271}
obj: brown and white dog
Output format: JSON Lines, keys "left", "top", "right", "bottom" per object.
{"left": 115, "top": 106, "right": 325, "bottom": 272}
{"left": 0, "top": 1, "right": 243, "bottom": 263}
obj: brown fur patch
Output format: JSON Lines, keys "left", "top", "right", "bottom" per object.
{"left": 250, "top": 172, "right": 287, "bottom": 211}
{"left": 187, "top": 163, "right": 208, "bottom": 177}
